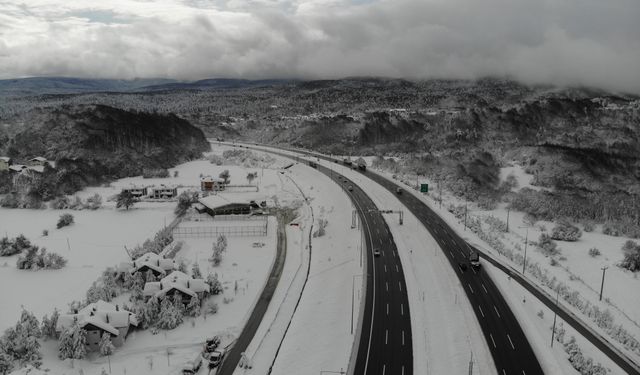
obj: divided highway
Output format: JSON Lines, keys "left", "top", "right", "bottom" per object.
{"left": 241, "top": 144, "right": 413, "bottom": 375}
{"left": 265, "top": 145, "right": 543, "bottom": 375}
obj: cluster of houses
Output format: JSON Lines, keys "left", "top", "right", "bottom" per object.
{"left": 120, "top": 184, "right": 178, "bottom": 199}
{"left": 0, "top": 156, "right": 55, "bottom": 191}
{"left": 56, "top": 252, "right": 210, "bottom": 353}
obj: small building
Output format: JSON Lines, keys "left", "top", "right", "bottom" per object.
{"left": 8, "top": 164, "right": 27, "bottom": 173}
{"left": 129, "top": 252, "right": 176, "bottom": 278}
{"left": 200, "top": 176, "right": 225, "bottom": 192}
{"left": 143, "top": 271, "right": 209, "bottom": 303}
{"left": 28, "top": 157, "right": 49, "bottom": 167}
{"left": 150, "top": 185, "right": 177, "bottom": 199}
{"left": 56, "top": 300, "right": 138, "bottom": 352}
{"left": 121, "top": 185, "right": 148, "bottom": 198}
{"left": 0, "top": 157, "right": 11, "bottom": 171}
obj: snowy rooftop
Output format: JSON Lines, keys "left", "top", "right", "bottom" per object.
{"left": 57, "top": 300, "right": 138, "bottom": 335}
{"left": 143, "top": 271, "right": 208, "bottom": 298}
{"left": 199, "top": 192, "right": 268, "bottom": 210}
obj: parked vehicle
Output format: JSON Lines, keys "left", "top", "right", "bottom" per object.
{"left": 204, "top": 336, "right": 221, "bottom": 353}
{"left": 309, "top": 161, "right": 318, "bottom": 168}
{"left": 343, "top": 158, "right": 352, "bottom": 166}
{"left": 182, "top": 353, "right": 203, "bottom": 375}
{"left": 204, "top": 348, "right": 226, "bottom": 368}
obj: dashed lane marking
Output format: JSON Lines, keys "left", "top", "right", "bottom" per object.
{"left": 507, "top": 334, "right": 515, "bottom": 350}
{"left": 494, "top": 305, "right": 501, "bottom": 318}
{"left": 490, "top": 334, "right": 497, "bottom": 348}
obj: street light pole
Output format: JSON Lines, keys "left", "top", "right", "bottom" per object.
{"left": 600, "top": 266, "right": 609, "bottom": 301}
{"left": 351, "top": 274, "right": 363, "bottom": 335}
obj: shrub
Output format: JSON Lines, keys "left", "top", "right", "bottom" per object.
{"left": 313, "top": 218, "right": 328, "bottom": 237}
{"left": 85, "top": 194, "right": 102, "bottom": 210}
{"left": 551, "top": 220, "right": 582, "bottom": 241}
{"left": 175, "top": 190, "right": 199, "bottom": 216}
{"left": 68, "top": 196, "right": 84, "bottom": 210}
{"left": 619, "top": 241, "right": 640, "bottom": 272}
{"left": 49, "top": 196, "right": 70, "bottom": 209}
{"left": 588, "top": 247, "right": 601, "bottom": 257}
{"left": 550, "top": 258, "right": 559, "bottom": 266}
{"left": 42, "top": 230, "right": 48, "bottom": 237}
{"left": 16, "top": 246, "right": 67, "bottom": 270}
{"left": 582, "top": 221, "right": 595, "bottom": 232}
{"left": 0, "top": 193, "right": 20, "bottom": 208}
{"left": 602, "top": 221, "right": 621, "bottom": 237}
{"left": 537, "top": 233, "right": 560, "bottom": 256}
{"left": 208, "top": 155, "right": 224, "bottom": 165}
{"left": 57, "top": 213, "right": 74, "bottom": 229}
{"left": 204, "top": 301, "right": 218, "bottom": 315}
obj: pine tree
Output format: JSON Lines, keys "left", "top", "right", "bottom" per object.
{"left": 98, "top": 332, "right": 114, "bottom": 356}
{"left": 206, "top": 273, "right": 223, "bottom": 295}
{"left": 191, "top": 262, "right": 202, "bottom": 279}
{"left": 41, "top": 309, "right": 59, "bottom": 339}
{"left": 71, "top": 325, "right": 87, "bottom": 360}
{"left": 156, "top": 297, "right": 183, "bottom": 330}
{"left": 186, "top": 296, "right": 200, "bottom": 317}
{"left": 58, "top": 323, "right": 86, "bottom": 361}
{"left": 144, "top": 269, "right": 156, "bottom": 283}
{"left": 57, "top": 327, "right": 74, "bottom": 360}
{"left": 0, "top": 351, "right": 12, "bottom": 375}
{"left": 144, "top": 296, "right": 160, "bottom": 328}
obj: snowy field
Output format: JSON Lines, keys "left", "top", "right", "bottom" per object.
{"left": 0, "top": 146, "right": 315, "bottom": 375}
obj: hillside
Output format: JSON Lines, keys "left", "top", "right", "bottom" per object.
{"left": 0, "top": 104, "right": 209, "bottom": 197}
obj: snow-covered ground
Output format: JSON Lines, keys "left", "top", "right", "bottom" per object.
{"left": 1, "top": 146, "right": 319, "bottom": 375}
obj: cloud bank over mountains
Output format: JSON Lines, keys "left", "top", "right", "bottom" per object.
{"left": 1, "top": 0, "right": 639, "bottom": 93}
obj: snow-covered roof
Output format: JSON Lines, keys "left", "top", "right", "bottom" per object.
{"left": 131, "top": 252, "right": 175, "bottom": 275}
{"left": 26, "top": 165, "right": 44, "bottom": 173}
{"left": 8, "top": 164, "right": 27, "bottom": 172}
{"left": 57, "top": 300, "right": 138, "bottom": 335}
{"left": 0, "top": 156, "right": 10, "bottom": 162}
{"left": 199, "top": 192, "right": 268, "bottom": 211}
{"left": 144, "top": 271, "right": 208, "bottom": 299}
{"left": 29, "top": 156, "right": 47, "bottom": 162}
{"left": 201, "top": 176, "right": 225, "bottom": 183}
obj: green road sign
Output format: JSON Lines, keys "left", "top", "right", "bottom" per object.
{"left": 420, "top": 183, "right": 429, "bottom": 193}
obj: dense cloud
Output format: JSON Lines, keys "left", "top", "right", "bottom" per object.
{"left": 1, "top": 0, "right": 639, "bottom": 93}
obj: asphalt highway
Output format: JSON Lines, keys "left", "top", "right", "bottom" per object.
{"left": 243, "top": 145, "right": 414, "bottom": 375}
{"left": 279, "top": 147, "right": 543, "bottom": 375}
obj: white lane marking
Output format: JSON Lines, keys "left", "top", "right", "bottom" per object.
{"left": 379, "top": 239, "right": 383, "bottom": 245}
{"left": 482, "top": 284, "right": 488, "bottom": 293}
{"left": 376, "top": 228, "right": 380, "bottom": 235}
{"left": 398, "top": 281, "right": 402, "bottom": 292}
{"left": 387, "top": 303, "right": 389, "bottom": 315}
{"left": 449, "top": 250, "right": 454, "bottom": 257}
{"left": 384, "top": 265, "right": 387, "bottom": 272}
{"left": 385, "top": 329, "right": 388, "bottom": 345}
{"left": 382, "top": 365, "right": 386, "bottom": 375}
{"left": 402, "top": 330, "right": 405, "bottom": 346}
{"left": 471, "top": 266, "right": 477, "bottom": 274}
{"left": 468, "top": 284, "right": 474, "bottom": 294}
{"left": 402, "top": 366, "right": 405, "bottom": 375}
{"left": 479, "top": 305, "right": 485, "bottom": 318}
{"left": 507, "top": 334, "right": 515, "bottom": 349}
{"left": 401, "top": 303, "right": 404, "bottom": 316}
{"left": 490, "top": 333, "right": 497, "bottom": 348}
{"left": 386, "top": 282, "right": 389, "bottom": 291}
{"left": 494, "top": 305, "right": 501, "bottom": 318}
{"left": 502, "top": 370, "right": 507, "bottom": 375}
{"left": 395, "top": 264, "right": 399, "bottom": 272}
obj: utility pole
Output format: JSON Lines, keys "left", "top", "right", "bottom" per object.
{"left": 506, "top": 207, "right": 510, "bottom": 232}
{"left": 518, "top": 226, "right": 529, "bottom": 275}
{"left": 600, "top": 266, "right": 609, "bottom": 301}
{"left": 550, "top": 287, "right": 560, "bottom": 347}
{"left": 464, "top": 202, "right": 468, "bottom": 231}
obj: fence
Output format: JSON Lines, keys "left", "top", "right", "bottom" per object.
{"left": 172, "top": 216, "right": 268, "bottom": 238}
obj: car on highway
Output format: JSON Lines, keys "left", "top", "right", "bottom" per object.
{"left": 204, "top": 348, "right": 226, "bottom": 368}
{"left": 373, "top": 249, "right": 381, "bottom": 257}
{"left": 348, "top": 185, "right": 353, "bottom": 191}
{"left": 396, "top": 187, "right": 402, "bottom": 194}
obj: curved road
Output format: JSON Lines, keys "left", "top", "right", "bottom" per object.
{"left": 265, "top": 145, "right": 543, "bottom": 375}
{"left": 242, "top": 144, "right": 414, "bottom": 375}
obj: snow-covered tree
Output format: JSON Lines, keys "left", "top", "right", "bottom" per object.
{"left": 0, "top": 351, "right": 13, "bottom": 375}
{"left": 156, "top": 297, "right": 183, "bottom": 330}
{"left": 98, "top": 332, "right": 114, "bottom": 357}
{"left": 219, "top": 170, "right": 230, "bottom": 184}
{"left": 191, "top": 262, "right": 202, "bottom": 279}
{"left": 206, "top": 273, "right": 223, "bottom": 295}
{"left": 550, "top": 220, "right": 582, "bottom": 241}
{"left": 41, "top": 309, "right": 59, "bottom": 340}
{"left": 186, "top": 296, "right": 200, "bottom": 317}
{"left": 144, "top": 269, "right": 156, "bottom": 283}
{"left": 58, "top": 323, "right": 87, "bottom": 361}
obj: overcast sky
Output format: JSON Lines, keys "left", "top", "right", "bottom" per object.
{"left": 1, "top": 0, "right": 639, "bottom": 92}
